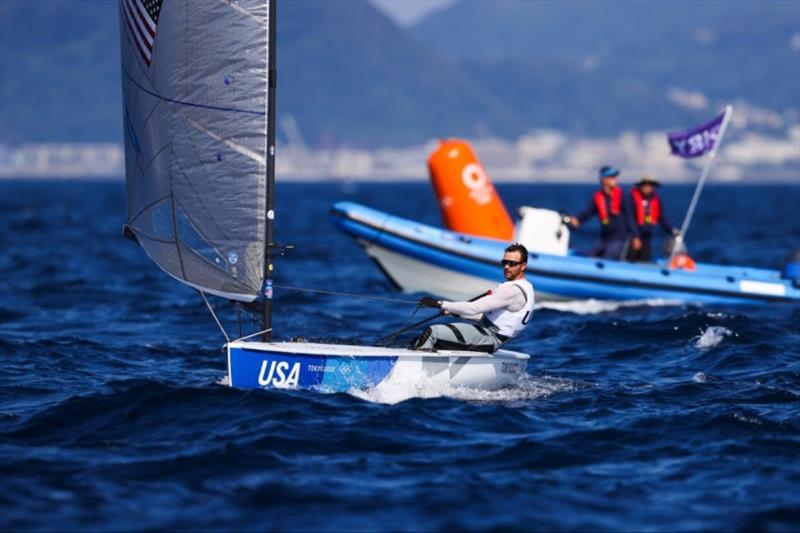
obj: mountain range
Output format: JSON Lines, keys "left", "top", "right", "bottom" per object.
{"left": 1, "top": 0, "right": 797, "bottom": 146}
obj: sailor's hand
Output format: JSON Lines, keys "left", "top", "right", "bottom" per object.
{"left": 418, "top": 296, "right": 442, "bottom": 308}
{"left": 631, "top": 237, "right": 642, "bottom": 251}
{"left": 569, "top": 217, "right": 580, "bottom": 229}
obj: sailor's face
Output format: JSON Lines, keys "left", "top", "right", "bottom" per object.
{"left": 501, "top": 251, "right": 526, "bottom": 281}
{"left": 602, "top": 176, "right": 617, "bottom": 189}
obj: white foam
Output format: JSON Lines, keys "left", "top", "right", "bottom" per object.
{"left": 350, "top": 373, "right": 578, "bottom": 405}
{"left": 535, "top": 298, "right": 681, "bottom": 315}
{"left": 695, "top": 326, "right": 733, "bottom": 350}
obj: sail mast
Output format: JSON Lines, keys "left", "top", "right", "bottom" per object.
{"left": 262, "top": 0, "right": 278, "bottom": 341}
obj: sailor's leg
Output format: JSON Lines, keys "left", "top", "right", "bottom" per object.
{"left": 588, "top": 240, "right": 606, "bottom": 258}
{"left": 604, "top": 238, "right": 627, "bottom": 260}
{"left": 640, "top": 235, "right": 653, "bottom": 261}
{"left": 412, "top": 324, "right": 440, "bottom": 350}
{"left": 412, "top": 323, "right": 500, "bottom": 353}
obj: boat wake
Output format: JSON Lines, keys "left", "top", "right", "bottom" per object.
{"left": 350, "top": 373, "right": 579, "bottom": 405}
{"left": 535, "top": 298, "right": 682, "bottom": 315}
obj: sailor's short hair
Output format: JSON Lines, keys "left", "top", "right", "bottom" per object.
{"left": 505, "top": 243, "right": 528, "bottom": 263}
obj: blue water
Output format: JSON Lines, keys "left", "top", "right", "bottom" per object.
{"left": 1, "top": 180, "right": 799, "bottom": 531}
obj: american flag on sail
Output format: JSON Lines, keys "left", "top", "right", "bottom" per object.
{"left": 121, "top": 0, "right": 163, "bottom": 66}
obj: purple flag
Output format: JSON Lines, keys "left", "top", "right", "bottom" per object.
{"left": 667, "top": 111, "right": 726, "bottom": 158}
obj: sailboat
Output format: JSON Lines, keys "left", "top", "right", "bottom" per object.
{"left": 118, "top": 0, "right": 529, "bottom": 392}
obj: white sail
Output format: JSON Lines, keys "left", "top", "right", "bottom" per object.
{"left": 119, "top": 0, "right": 269, "bottom": 301}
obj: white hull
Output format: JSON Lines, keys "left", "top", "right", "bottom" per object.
{"left": 227, "top": 340, "right": 529, "bottom": 393}
{"left": 364, "top": 242, "right": 566, "bottom": 301}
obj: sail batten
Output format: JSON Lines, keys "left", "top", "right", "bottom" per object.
{"left": 119, "top": 0, "right": 269, "bottom": 302}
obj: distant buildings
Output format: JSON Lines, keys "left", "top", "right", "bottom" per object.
{"left": 0, "top": 143, "right": 123, "bottom": 179}
{"left": 1, "top": 127, "right": 798, "bottom": 182}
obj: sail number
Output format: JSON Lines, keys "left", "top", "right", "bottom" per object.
{"left": 461, "top": 163, "right": 493, "bottom": 205}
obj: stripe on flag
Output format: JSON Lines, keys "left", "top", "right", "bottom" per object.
{"left": 121, "top": 0, "right": 163, "bottom": 65}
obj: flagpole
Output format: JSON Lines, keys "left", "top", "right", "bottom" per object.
{"left": 671, "top": 105, "right": 733, "bottom": 260}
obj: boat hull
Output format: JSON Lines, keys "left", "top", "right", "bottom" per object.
{"left": 227, "top": 341, "right": 529, "bottom": 392}
{"left": 329, "top": 201, "right": 800, "bottom": 305}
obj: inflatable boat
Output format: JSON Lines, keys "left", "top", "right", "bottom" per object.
{"left": 330, "top": 140, "right": 799, "bottom": 306}
{"left": 330, "top": 201, "right": 799, "bottom": 305}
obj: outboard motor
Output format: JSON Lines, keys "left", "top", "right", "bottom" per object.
{"left": 782, "top": 249, "right": 800, "bottom": 287}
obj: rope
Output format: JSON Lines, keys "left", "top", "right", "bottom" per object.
{"left": 273, "top": 284, "right": 419, "bottom": 305}
{"left": 377, "top": 305, "right": 421, "bottom": 347}
{"left": 232, "top": 327, "right": 273, "bottom": 343}
{"left": 198, "top": 290, "right": 230, "bottom": 343}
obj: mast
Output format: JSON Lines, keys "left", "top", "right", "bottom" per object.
{"left": 670, "top": 105, "right": 734, "bottom": 261}
{"left": 262, "top": 0, "right": 277, "bottom": 341}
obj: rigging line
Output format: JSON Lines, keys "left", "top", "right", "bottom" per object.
{"left": 198, "top": 290, "right": 230, "bottom": 343}
{"left": 273, "top": 284, "right": 419, "bottom": 305}
{"left": 378, "top": 305, "right": 420, "bottom": 347}
{"left": 122, "top": 67, "right": 265, "bottom": 116}
{"left": 232, "top": 327, "right": 273, "bottom": 343}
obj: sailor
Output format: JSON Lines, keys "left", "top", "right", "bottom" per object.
{"left": 568, "top": 166, "right": 639, "bottom": 260}
{"left": 411, "top": 243, "right": 534, "bottom": 353}
{"left": 628, "top": 176, "right": 679, "bottom": 262}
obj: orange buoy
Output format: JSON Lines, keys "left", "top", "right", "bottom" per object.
{"left": 427, "top": 139, "right": 514, "bottom": 240}
{"left": 670, "top": 252, "right": 697, "bottom": 271}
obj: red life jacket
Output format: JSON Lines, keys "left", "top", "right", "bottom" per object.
{"left": 631, "top": 188, "right": 661, "bottom": 226}
{"left": 593, "top": 187, "right": 622, "bottom": 225}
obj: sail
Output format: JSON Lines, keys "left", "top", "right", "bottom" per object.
{"left": 119, "top": 0, "right": 269, "bottom": 301}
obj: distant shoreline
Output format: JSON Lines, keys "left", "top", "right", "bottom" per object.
{"left": 2, "top": 176, "right": 798, "bottom": 185}
{"left": 2, "top": 132, "right": 797, "bottom": 183}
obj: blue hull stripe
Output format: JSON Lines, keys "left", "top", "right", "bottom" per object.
{"left": 229, "top": 346, "right": 397, "bottom": 391}
{"left": 330, "top": 205, "right": 799, "bottom": 304}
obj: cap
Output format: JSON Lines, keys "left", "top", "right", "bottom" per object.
{"left": 599, "top": 166, "right": 620, "bottom": 180}
{"left": 636, "top": 176, "right": 660, "bottom": 187}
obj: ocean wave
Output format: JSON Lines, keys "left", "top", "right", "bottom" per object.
{"left": 3, "top": 181, "right": 800, "bottom": 531}
{"left": 352, "top": 373, "right": 580, "bottom": 405}
{"left": 695, "top": 326, "right": 733, "bottom": 350}
{"left": 535, "top": 298, "right": 683, "bottom": 315}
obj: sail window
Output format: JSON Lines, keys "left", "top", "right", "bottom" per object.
{"left": 175, "top": 205, "right": 228, "bottom": 272}
{"left": 150, "top": 200, "right": 174, "bottom": 241}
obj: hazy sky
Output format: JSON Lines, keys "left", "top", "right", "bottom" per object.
{"left": 370, "top": 0, "right": 457, "bottom": 26}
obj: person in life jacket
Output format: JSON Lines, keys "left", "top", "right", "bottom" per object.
{"left": 627, "top": 176, "right": 679, "bottom": 262}
{"left": 412, "top": 243, "right": 534, "bottom": 353}
{"left": 568, "top": 166, "right": 639, "bottom": 260}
